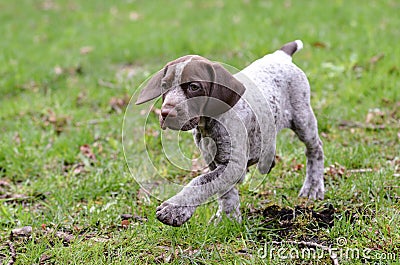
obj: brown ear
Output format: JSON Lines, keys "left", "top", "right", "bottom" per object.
{"left": 208, "top": 62, "right": 245, "bottom": 113}
{"left": 135, "top": 69, "right": 165, "bottom": 105}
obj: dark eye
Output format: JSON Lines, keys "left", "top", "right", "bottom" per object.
{"left": 188, "top": 82, "right": 201, "bottom": 92}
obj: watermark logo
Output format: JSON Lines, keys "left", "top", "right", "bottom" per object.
{"left": 257, "top": 237, "right": 398, "bottom": 263}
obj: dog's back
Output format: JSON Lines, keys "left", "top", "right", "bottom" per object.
{"left": 238, "top": 40, "right": 310, "bottom": 131}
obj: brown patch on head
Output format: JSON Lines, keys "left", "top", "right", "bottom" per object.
{"left": 180, "top": 59, "right": 245, "bottom": 116}
{"left": 136, "top": 55, "right": 206, "bottom": 105}
{"left": 136, "top": 55, "right": 245, "bottom": 111}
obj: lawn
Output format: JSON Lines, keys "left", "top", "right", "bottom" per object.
{"left": 0, "top": 0, "right": 399, "bottom": 264}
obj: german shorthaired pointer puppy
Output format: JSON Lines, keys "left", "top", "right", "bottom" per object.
{"left": 136, "top": 40, "right": 324, "bottom": 227}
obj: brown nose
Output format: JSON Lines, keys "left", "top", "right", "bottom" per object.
{"left": 161, "top": 105, "right": 177, "bottom": 118}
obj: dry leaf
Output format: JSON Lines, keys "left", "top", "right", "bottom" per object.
{"left": 293, "top": 164, "right": 304, "bottom": 171}
{"left": 12, "top": 226, "right": 32, "bottom": 237}
{"left": 55, "top": 231, "right": 74, "bottom": 243}
{"left": 41, "top": 0, "right": 58, "bottom": 10}
{"left": 40, "top": 254, "right": 52, "bottom": 263}
{"left": 0, "top": 180, "right": 10, "bottom": 187}
{"left": 121, "top": 219, "right": 130, "bottom": 227}
{"left": 71, "top": 162, "right": 85, "bottom": 175}
{"left": 80, "top": 46, "right": 94, "bottom": 55}
{"left": 369, "top": 53, "right": 384, "bottom": 65}
{"left": 325, "top": 163, "right": 346, "bottom": 177}
{"left": 145, "top": 128, "right": 160, "bottom": 137}
{"left": 42, "top": 109, "right": 69, "bottom": 134}
{"left": 80, "top": 144, "right": 96, "bottom": 161}
{"left": 76, "top": 91, "right": 87, "bottom": 106}
{"left": 109, "top": 95, "right": 130, "bottom": 113}
{"left": 129, "top": 11, "right": 141, "bottom": 21}
{"left": 54, "top": 65, "right": 63, "bottom": 75}
{"left": 312, "top": 41, "right": 327, "bottom": 48}
{"left": 365, "top": 108, "right": 385, "bottom": 124}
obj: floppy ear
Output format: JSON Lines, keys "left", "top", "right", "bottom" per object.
{"left": 208, "top": 62, "right": 245, "bottom": 113}
{"left": 135, "top": 69, "right": 165, "bottom": 105}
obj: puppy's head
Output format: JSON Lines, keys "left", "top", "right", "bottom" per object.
{"left": 136, "top": 55, "right": 245, "bottom": 131}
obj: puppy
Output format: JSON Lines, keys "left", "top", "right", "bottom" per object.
{"left": 136, "top": 40, "right": 324, "bottom": 227}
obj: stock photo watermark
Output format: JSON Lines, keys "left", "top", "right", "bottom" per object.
{"left": 257, "top": 237, "right": 398, "bottom": 263}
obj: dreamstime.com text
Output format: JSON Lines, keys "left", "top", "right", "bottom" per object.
{"left": 257, "top": 237, "right": 397, "bottom": 262}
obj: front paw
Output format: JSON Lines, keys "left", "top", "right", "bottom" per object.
{"left": 156, "top": 201, "right": 196, "bottom": 227}
{"left": 299, "top": 178, "right": 325, "bottom": 200}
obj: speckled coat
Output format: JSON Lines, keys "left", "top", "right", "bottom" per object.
{"left": 136, "top": 40, "right": 324, "bottom": 227}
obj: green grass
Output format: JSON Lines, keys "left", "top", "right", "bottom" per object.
{"left": 1, "top": 0, "right": 399, "bottom": 264}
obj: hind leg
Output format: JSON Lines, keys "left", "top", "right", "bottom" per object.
{"left": 209, "top": 187, "right": 241, "bottom": 224}
{"left": 292, "top": 107, "right": 325, "bottom": 200}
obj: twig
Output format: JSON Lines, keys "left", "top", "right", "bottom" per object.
{"left": 270, "top": 240, "right": 339, "bottom": 265}
{"left": 347, "top": 168, "right": 373, "bottom": 174}
{"left": 75, "top": 119, "right": 108, "bottom": 126}
{"left": 338, "top": 121, "right": 399, "bottom": 130}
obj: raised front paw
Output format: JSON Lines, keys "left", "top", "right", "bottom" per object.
{"left": 299, "top": 178, "right": 325, "bottom": 200}
{"left": 156, "top": 201, "right": 196, "bottom": 227}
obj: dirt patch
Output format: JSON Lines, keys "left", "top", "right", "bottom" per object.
{"left": 248, "top": 204, "right": 335, "bottom": 241}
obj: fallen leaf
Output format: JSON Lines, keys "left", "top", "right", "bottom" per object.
{"left": 12, "top": 226, "right": 32, "bottom": 237}
{"left": 55, "top": 231, "right": 74, "bottom": 243}
{"left": 312, "top": 41, "right": 327, "bottom": 48}
{"left": 121, "top": 219, "right": 130, "bottom": 227}
{"left": 293, "top": 164, "right": 304, "bottom": 171}
{"left": 369, "top": 53, "right": 384, "bottom": 65}
{"left": 365, "top": 108, "right": 385, "bottom": 124}
{"left": 0, "top": 180, "right": 10, "bottom": 187}
{"left": 42, "top": 109, "right": 69, "bottom": 134}
{"left": 41, "top": 0, "right": 58, "bottom": 10}
{"left": 80, "top": 46, "right": 94, "bottom": 55}
{"left": 325, "top": 163, "right": 346, "bottom": 177}
{"left": 129, "top": 11, "right": 141, "bottom": 21}
{"left": 80, "top": 144, "right": 96, "bottom": 161}
{"left": 290, "top": 159, "right": 304, "bottom": 171}
{"left": 70, "top": 162, "right": 86, "bottom": 175}
{"left": 93, "top": 142, "right": 103, "bottom": 154}
{"left": 54, "top": 65, "right": 63, "bottom": 75}
{"left": 145, "top": 128, "right": 160, "bottom": 137}
{"left": 284, "top": 0, "right": 292, "bottom": 8}
{"left": 76, "top": 91, "right": 87, "bottom": 106}
{"left": 40, "top": 254, "right": 52, "bottom": 263}
{"left": 109, "top": 95, "right": 130, "bottom": 113}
